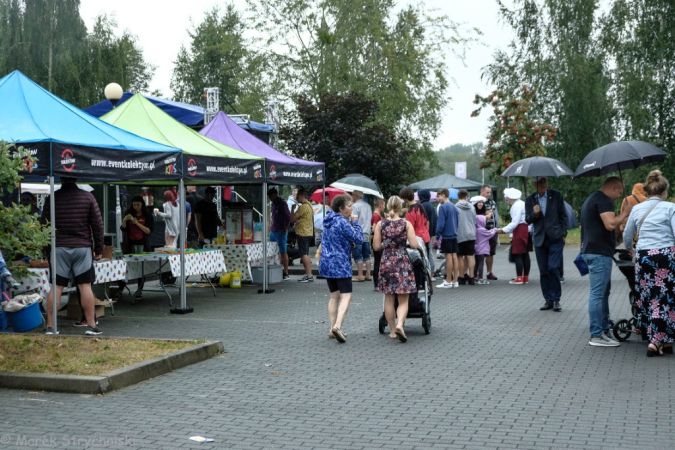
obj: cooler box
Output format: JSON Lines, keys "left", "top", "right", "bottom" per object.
{"left": 251, "top": 265, "right": 283, "bottom": 285}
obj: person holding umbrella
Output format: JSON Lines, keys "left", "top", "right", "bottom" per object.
{"left": 525, "top": 178, "right": 568, "bottom": 312}
{"left": 580, "top": 177, "right": 632, "bottom": 347}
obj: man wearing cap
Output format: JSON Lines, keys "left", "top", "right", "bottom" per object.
{"left": 497, "top": 188, "right": 530, "bottom": 285}
{"left": 268, "top": 187, "right": 291, "bottom": 280}
{"left": 525, "top": 178, "right": 568, "bottom": 312}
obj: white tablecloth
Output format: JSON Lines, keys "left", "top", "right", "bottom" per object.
{"left": 203, "top": 243, "right": 280, "bottom": 281}
{"left": 14, "top": 260, "right": 128, "bottom": 297}
{"left": 124, "top": 249, "right": 225, "bottom": 279}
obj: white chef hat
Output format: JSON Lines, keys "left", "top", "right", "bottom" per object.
{"left": 470, "top": 195, "right": 487, "bottom": 204}
{"left": 503, "top": 188, "right": 522, "bottom": 200}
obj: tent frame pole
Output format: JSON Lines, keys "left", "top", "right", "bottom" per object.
{"left": 171, "top": 178, "right": 192, "bottom": 314}
{"left": 259, "top": 181, "right": 274, "bottom": 294}
{"left": 49, "top": 174, "right": 58, "bottom": 334}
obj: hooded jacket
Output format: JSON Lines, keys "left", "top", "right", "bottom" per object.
{"left": 418, "top": 189, "right": 437, "bottom": 240}
{"left": 436, "top": 201, "right": 459, "bottom": 240}
{"left": 456, "top": 199, "right": 477, "bottom": 243}
{"left": 475, "top": 215, "right": 498, "bottom": 256}
{"left": 319, "top": 211, "right": 363, "bottom": 279}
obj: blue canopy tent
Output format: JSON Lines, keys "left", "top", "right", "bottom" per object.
{"left": 85, "top": 93, "right": 275, "bottom": 134}
{"left": 0, "top": 70, "right": 183, "bottom": 331}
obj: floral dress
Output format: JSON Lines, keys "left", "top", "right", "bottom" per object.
{"left": 377, "top": 219, "right": 416, "bottom": 294}
{"left": 635, "top": 247, "right": 675, "bottom": 345}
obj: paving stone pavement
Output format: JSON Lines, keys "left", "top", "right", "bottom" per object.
{"left": 1, "top": 247, "right": 675, "bottom": 449}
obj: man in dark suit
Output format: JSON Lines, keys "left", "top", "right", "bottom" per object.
{"left": 526, "top": 178, "right": 568, "bottom": 312}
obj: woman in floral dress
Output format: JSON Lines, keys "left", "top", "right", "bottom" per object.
{"left": 373, "top": 195, "right": 419, "bottom": 343}
{"left": 623, "top": 170, "right": 675, "bottom": 357}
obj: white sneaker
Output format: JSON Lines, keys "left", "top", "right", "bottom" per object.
{"left": 589, "top": 335, "right": 619, "bottom": 347}
{"left": 452, "top": 282, "right": 459, "bottom": 288}
{"left": 436, "top": 281, "right": 453, "bottom": 289}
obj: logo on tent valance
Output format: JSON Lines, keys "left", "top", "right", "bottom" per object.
{"left": 61, "top": 149, "right": 75, "bottom": 172}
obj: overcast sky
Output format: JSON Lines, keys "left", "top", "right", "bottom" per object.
{"left": 79, "top": 0, "right": 513, "bottom": 150}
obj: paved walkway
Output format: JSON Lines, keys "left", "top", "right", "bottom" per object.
{"left": 1, "top": 247, "right": 674, "bottom": 449}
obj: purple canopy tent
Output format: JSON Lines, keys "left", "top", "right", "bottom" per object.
{"left": 200, "top": 111, "right": 326, "bottom": 294}
{"left": 200, "top": 111, "right": 325, "bottom": 186}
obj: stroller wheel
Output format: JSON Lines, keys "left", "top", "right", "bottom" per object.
{"left": 378, "top": 314, "right": 386, "bottom": 334}
{"left": 612, "top": 319, "right": 632, "bottom": 342}
{"left": 422, "top": 314, "right": 431, "bottom": 334}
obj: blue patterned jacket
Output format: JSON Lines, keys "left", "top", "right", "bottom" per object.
{"left": 319, "top": 211, "right": 363, "bottom": 279}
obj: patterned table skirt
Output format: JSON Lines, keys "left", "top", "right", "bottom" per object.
{"left": 203, "top": 243, "right": 280, "bottom": 281}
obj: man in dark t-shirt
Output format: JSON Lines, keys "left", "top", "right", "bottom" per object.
{"left": 196, "top": 186, "right": 223, "bottom": 248}
{"left": 580, "top": 177, "right": 632, "bottom": 348}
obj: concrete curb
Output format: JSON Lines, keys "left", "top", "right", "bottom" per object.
{"left": 0, "top": 340, "right": 224, "bottom": 395}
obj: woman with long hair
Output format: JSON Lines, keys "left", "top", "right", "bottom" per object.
{"left": 373, "top": 195, "right": 419, "bottom": 343}
{"left": 624, "top": 170, "right": 675, "bottom": 357}
{"left": 121, "top": 196, "right": 154, "bottom": 254}
{"left": 155, "top": 190, "right": 180, "bottom": 247}
{"left": 318, "top": 194, "right": 364, "bottom": 343}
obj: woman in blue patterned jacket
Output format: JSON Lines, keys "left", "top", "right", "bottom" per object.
{"left": 319, "top": 194, "right": 363, "bottom": 343}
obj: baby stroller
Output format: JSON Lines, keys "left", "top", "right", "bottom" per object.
{"left": 378, "top": 236, "right": 433, "bottom": 335}
{"left": 611, "top": 248, "right": 647, "bottom": 341}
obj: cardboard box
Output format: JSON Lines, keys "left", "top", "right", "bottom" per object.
{"left": 66, "top": 296, "right": 112, "bottom": 319}
{"left": 251, "top": 265, "right": 283, "bottom": 285}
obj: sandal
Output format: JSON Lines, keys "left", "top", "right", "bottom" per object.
{"left": 352, "top": 276, "right": 365, "bottom": 282}
{"left": 331, "top": 327, "right": 346, "bottom": 343}
{"left": 395, "top": 327, "right": 407, "bottom": 343}
{"left": 647, "top": 343, "right": 664, "bottom": 357}
{"left": 364, "top": 276, "right": 373, "bottom": 281}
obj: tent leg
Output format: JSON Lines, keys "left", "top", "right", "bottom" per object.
{"left": 115, "top": 185, "right": 122, "bottom": 250}
{"left": 259, "top": 182, "right": 274, "bottom": 294}
{"left": 171, "top": 178, "right": 193, "bottom": 314}
{"left": 49, "top": 176, "right": 58, "bottom": 334}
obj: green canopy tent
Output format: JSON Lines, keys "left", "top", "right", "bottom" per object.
{"left": 100, "top": 94, "right": 266, "bottom": 311}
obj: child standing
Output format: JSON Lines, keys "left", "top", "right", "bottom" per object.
{"left": 474, "top": 215, "right": 498, "bottom": 284}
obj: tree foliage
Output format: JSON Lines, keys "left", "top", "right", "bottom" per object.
{"left": 0, "top": 1, "right": 155, "bottom": 108}
{"left": 429, "top": 142, "right": 488, "bottom": 184}
{"left": 171, "top": 5, "right": 272, "bottom": 121}
{"left": 279, "top": 91, "right": 416, "bottom": 196}
{"left": 0, "top": 142, "right": 51, "bottom": 279}
{"left": 250, "top": 0, "right": 474, "bottom": 163}
{"left": 471, "top": 86, "right": 557, "bottom": 187}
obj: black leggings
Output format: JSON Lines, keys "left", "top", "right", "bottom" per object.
{"left": 514, "top": 253, "right": 531, "bottom": 277}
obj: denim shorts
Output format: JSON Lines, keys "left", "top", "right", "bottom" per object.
{"left": 269, "top": 230, "right": 288, "bottom": 253}
{"left": 352, "top": 241, "right": 371, "bottom": 262}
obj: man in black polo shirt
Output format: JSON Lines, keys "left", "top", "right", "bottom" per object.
{"left": 195, "top": 186, "right": 223, "bottom": 248}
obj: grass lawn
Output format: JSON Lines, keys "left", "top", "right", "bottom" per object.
{"left": 0, "top": 335, "right": 203, "bottom": 376}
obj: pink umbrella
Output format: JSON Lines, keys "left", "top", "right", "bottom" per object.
{"left": 310, "top": 187, "right": 346, "bottom": 204}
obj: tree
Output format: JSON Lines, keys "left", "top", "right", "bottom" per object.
{"left": 428, "top": 142, "right": 487, "bottom": 183}
{"left": 249, "top": 0, "right": 475, "bottom": 158}
{"left": 0, "top": 142, "right": 51, "bottom": 280}
{"left": 280, "top": 91, "right": 417, "bottom": 195}
{"left": 482, "top": 0, "right": 615, "bottom": 207}
{"left": 171, "top": 5, "right": 272, "bottom": 121}
{"left": 0, "top": 2, "right": 155, "bottom": 109}
{"left": 602, "top": 0, "right": 675, "bottom": 182}
{"left": 471, "top": 86, "right": 557, "bottom": 189}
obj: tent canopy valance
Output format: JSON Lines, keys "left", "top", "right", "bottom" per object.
{"left": 0, "top": 71, "right": 182, "bottom": 182}
{"left": 200, "top": 111, "right": 325, "bottom": 185}
{"left": 100, "top": 94, "right": 265, "bottom": 183}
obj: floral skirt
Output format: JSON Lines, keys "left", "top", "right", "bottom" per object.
{"left": 635, "top": 247, "right": 675, "bottom": 344}
{"left": 378, "top": 248, "right": 416, "bottom": 294}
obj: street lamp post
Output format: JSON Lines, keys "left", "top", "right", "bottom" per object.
{"left": 104, "top": 83, "right": 124, "bottom": 252}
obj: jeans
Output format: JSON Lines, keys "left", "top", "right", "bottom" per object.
{"left": 582, "top": 253, "right": 612, "bottom": 337}
{"left": 534, "top": 238, "right": 565, "bottom": 302}
{"left": 426, "top": 242, "right": 435, "bottom": 273}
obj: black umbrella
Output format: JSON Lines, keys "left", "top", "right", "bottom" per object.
{"left": 564, "top": 201, "right": 578, "bottom": 230}
{"left": 573, "top": 140, "right": 666, "bottom": 178}
{"left": 501, "top": 156, "right": 574, "bottom": 178}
